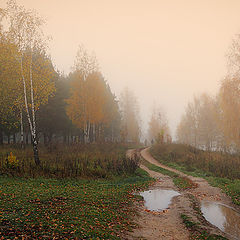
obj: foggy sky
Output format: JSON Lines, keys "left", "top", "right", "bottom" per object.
{"left": 3, "top": 0, "right": 240, "bottom": 139}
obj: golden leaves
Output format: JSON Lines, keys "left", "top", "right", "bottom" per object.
{"left": 66, "top": 71, "right": 115, "bottom": 130}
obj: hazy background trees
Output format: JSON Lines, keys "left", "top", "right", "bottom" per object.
{"left": 176, "top": 94, "right": 222, "bottom": 150}
{"left": 148, "top": 105, "right": 171, "bottom": 144}
{"left": 119, "top": 88, "right": 141, "bottom": 143}
{"left": 177, "top": 34, "right": 240, "bottom": 152}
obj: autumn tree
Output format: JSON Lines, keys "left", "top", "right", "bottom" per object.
{"left": 227, "top": 34, "right": 240, "bottom": 75}
{"left": 0, "top": 22, "right": 21, "bottom": 144}
{"left": 148, "top": 105, "right": 170, "bottom": 144}
{"left": 66, "top": 46, "right": 120, "bottom": 142}
{"left": 216, "top": 34, "right": 240, "bottom": 150}
{"left": 66, "top": 70, "right": 119, "bottom": 142}
{"left": 177, "top": 94, "right": 222, "bottom": 150}
{"left": 66, "top": 46, "right": 99, "bottom": 142}
{"left": 74, "top": 44, "right": 99, "bottom": 81}
{"left": 218, "top": 76, "right": 240, "bottom": 149}
{"left": 103, "top": 86, "right": 121, "bottom": 142}
{"left": 4, "top": 0, "right": 56, "bottom": 164}
{"left": 119, "top": 88, "right": 141, "bottom": 143}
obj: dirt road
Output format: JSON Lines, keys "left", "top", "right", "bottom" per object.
{"left": 141, "top": 148, "right": 234, "bottom": 205}
{"left": 126, "top": 148, "right": 236, "bottom": 240}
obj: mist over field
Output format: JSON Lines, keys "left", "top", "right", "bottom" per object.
{"left": 3, "top": 0, "right": 240, "bottom": 138}
{"left": 1, "top": 1, "right": 240, "bottom": 239}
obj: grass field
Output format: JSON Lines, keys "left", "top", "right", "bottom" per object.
{"left": 0, "top": 168, "right": 153, "bottom": 239}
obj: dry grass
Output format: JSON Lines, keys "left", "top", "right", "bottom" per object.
{"left": 151, "top": 143, "right": 240, "bottom": 179}
{"left": 0, "top": 143, "right": 139, "bottom": 178}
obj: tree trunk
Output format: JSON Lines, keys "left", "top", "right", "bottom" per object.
{"left": 20, "top": 54, "right": 40, "bottom": 166}
{"left": 93, "top": 124, "right": 96, "bottom": 143}
{"left": 29, "top": 53, "right": 40, "bottom": 165}
{"left": 32, "top": 137, "right": 40, "bottom": 165}
{"left": 20, "top": 109, "right": 24, "bottom": 148}
{"left": 43, "top": 133, "right": 48, "bottom": 146}
{"left": 26, "top": 131, "right": 29, "bottom": 145}
{"left": 13, "top": 133, "right": 16, "bottom": 144}
{"left": 84, "top": 123, "right": 89, "bottom": 144}
{"left": 111, "top": 125, "right": 114, "bottom": 142}
{"left": 0, "top": 130, "right": 3, "bottom": 145}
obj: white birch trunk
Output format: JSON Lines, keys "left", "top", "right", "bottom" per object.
{"left": 20, "top": 53, "right": 40, "bottom": 165}
{"left": 20, "top": 56, "right": 33, "bottom": 135}
{"left": 20, "top": 109, "right": 24, "bottom": 148}
{"left": 84, "top": 123, "right": 88, "bottom": 144}
{"left": 29, "top": 53, "right": 40, "bottom": 165}
{"left": 30, "top": 53, "right": 36, "bottom": 140}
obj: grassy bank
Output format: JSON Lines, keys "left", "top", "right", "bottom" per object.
{"left": 0, "top": 168, "right": 153, "bottom": 239}
{"left": 141, "top": 158, "right": 196, "bottom": 190}
{"left": 150, "top": 144, "right": 240, "bottom": 205}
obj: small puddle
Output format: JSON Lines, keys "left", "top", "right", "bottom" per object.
{"left": 201, "top": 201, "right": 240, "bottom": 240}
{"left": 139, "top": 189, "right": 180, "bottom": 211}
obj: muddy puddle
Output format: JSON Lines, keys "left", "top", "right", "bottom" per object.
{"left": 201, "top": 201, "right": 240, "bottom": 239}
{"left": 139, "top": 189, "right": 180, "bottom": 211}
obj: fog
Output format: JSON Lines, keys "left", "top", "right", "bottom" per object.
{"left": 4, "top": 0, "right": 240, "bottom": 138}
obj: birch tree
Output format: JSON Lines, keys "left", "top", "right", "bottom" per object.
{"left": 66, "top": 71, "right": 119, "bottom": 142}
{"left": 70, "top": 45, "right": 98, "bottom": 142}
{"left": 177, "top": 94, "right": 222, "bottom": 150}
{"left": 219, "top": 77, "right": 240, "bottom": 149}
{"left": 6, "top": 0, "right": 55, "bottom": 164}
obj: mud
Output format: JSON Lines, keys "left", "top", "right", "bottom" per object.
{"left": 125, "top": 148, "right": 239, "bottom": 240}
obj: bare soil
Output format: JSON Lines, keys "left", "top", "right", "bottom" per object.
{"left": 125, "top": 148, "right": 237, "bottom": 240}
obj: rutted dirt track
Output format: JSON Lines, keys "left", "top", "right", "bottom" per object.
{"left": 125, "top": 148, "right": 238, "bottom": 240}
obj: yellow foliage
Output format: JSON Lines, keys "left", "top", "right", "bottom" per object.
{"left": 66, "top": 71, "right": 111, "bottom": 129}
{"left": 7, "top": 152, "right": 19, "bottom": 167}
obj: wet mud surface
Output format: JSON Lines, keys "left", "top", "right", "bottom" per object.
{"left": 201, "top": 201, "right": 240, "bottom": 240}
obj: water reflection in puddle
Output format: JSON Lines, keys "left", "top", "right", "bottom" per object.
{"left": 201, "top": 201, "right": 240, "bottom": 240}
{"left": 139, "top": 189, "right": 180, "bottom": 211}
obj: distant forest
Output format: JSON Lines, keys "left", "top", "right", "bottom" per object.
{"left": 177, "top": 33, "right": 240, "bottom": 153}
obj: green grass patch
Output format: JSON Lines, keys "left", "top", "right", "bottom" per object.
{"left": 0, "top": 168, "right": 153, "bottom": 239}
{"left": 207, "top": 177, "right": 240, "bottom": 205}
{"left": 141, "top": 158, "right": 177, "bottom": 177}
{"left": 173, "top": 176, "right": 196, "bottom": 190}
{"left": 141, "top": 158, "right": 196, "bottom": 190}
{"left": 181, "top": 214, "right": 198, "bottom": 228}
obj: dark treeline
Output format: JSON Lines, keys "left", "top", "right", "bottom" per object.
{"left": 0, "top": 58, "right": 122, "bottom": 146}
